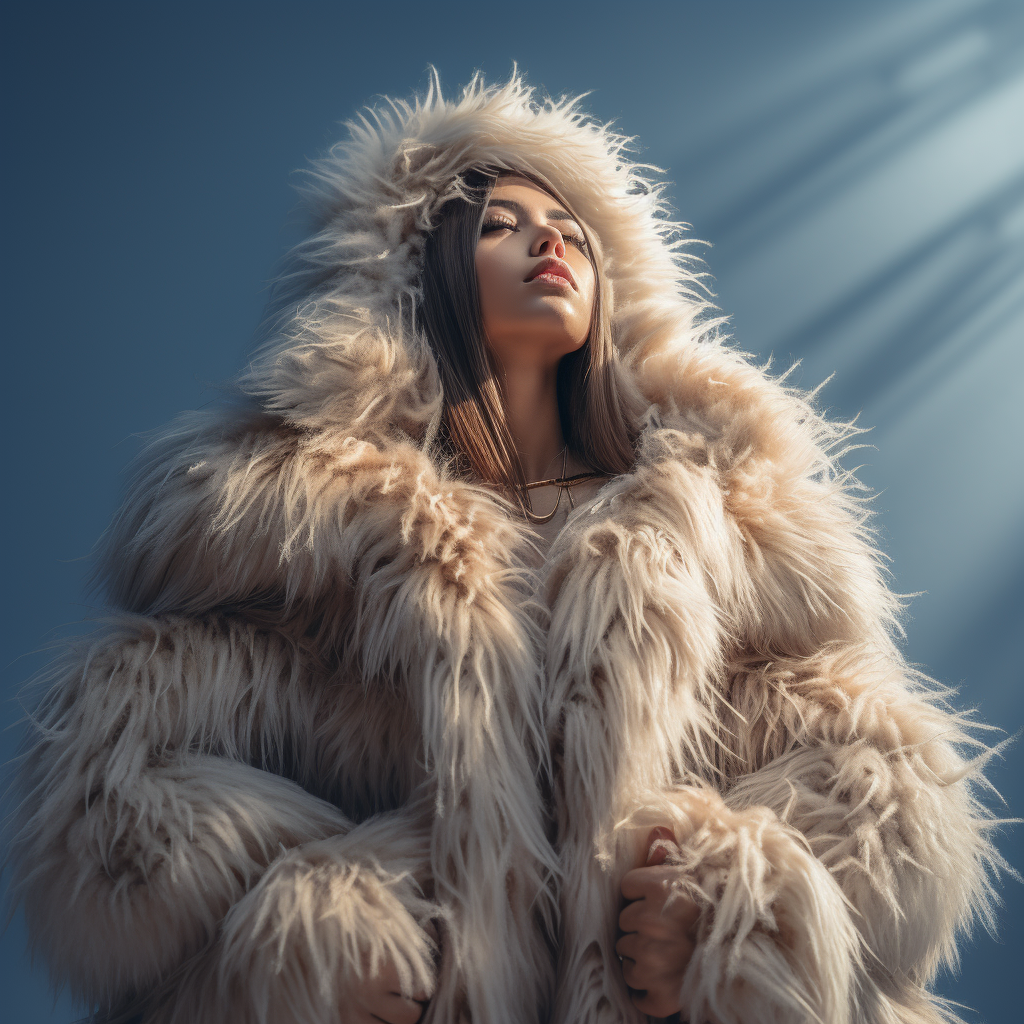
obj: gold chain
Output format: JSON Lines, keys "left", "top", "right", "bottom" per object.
{"left": 519, "top": 448, "right": 605, "bottom": 523}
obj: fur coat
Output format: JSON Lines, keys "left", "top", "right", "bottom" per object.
{"left": 6, "top": 72, "right": 1004, "bottom": 1024}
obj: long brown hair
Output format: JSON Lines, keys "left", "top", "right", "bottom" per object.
{"left": 418, "top": 168, "right": 642, "bottom": 502}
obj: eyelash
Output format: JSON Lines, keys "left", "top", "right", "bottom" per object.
{"left": 481, "top": 218, "right": 590, "bottom": 255}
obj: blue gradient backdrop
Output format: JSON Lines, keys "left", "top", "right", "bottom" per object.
{"left": 3, "top": 2, "right": 1021, "bottom": 1021}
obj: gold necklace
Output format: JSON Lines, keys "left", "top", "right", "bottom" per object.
{"left": 518, "top": 448, "right": 606, "bottom": 524}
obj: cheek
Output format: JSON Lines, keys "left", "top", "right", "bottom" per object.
{"left": 583, "top": 265, "right": 597, "bottom": 304}
{"left": 475, "top": 248, "right": 510, "bottom": 327}
{"left": 576, "top": 264, "right": 597, "bottom": 328}
{"left": 475, "top": 244, "right": 596, "bottom": 346}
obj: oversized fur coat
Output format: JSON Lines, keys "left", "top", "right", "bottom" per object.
{"left": 7, "top": 72, "right": 1004, "bottom": 1024}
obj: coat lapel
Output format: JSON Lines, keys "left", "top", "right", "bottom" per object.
{"left": 542, "top": 425, "right": 738, "bottom": 1023}
{"left": 332, "top": 445, "right": 559, "bottom": 1024}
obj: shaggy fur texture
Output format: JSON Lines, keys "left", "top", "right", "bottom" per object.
{"left": 5, "top": 71, "right": 1006, "bottom": 1024}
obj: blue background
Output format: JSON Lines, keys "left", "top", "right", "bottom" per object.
{"left": 2, "top": 1, "right": 1021, "bottom": 1021}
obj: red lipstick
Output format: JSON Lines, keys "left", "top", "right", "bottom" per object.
{"left": 525, "top": 256, "right": 577, "bottom": 290}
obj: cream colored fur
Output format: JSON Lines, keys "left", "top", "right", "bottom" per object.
{"left": 5, "top": 70, "right": 1006, "bottom": 1023}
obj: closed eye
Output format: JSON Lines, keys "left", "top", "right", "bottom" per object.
{"left": 563, "top": 229, "right": 590, "bottom": 255}
{"left": 481, "top": 218, "right": 515, "bottom": 234}
{"left": 481, "top": 216, "right": 590, "bottom": 258}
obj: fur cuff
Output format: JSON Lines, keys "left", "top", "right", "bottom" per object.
{"left": 633, "top": 788, "right": 861, "bottom": 1024}
{"left": 144, "top": 822, "right": 438, "bottom": 1024}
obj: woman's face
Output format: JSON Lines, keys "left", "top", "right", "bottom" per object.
{"left": 475, "top": 175, "right": 596, "bottom": 372}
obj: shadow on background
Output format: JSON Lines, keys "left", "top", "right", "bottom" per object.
{"left": 684, "top": 0, "right": 1024, "bottom": 260}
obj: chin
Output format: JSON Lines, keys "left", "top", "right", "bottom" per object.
{"left": 486, "top": 324, "right": 589, "bottom": 368}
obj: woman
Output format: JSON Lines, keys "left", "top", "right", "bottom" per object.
{"left": 6, "top": 72, "right": 1004, "bottom": 1024}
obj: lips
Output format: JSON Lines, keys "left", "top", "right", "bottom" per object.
{"left": 525, "top": 256, "right": 577, "bottom": 290}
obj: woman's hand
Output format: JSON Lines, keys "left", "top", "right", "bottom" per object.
{"left": 351, "top": 955, "right": 430, "bottom": 1024}
{"left": 350, "top": 920, "right": 437, "bottom": 1024}
{"left": 616, "top": 827, "right": 700, "bottom": 1020}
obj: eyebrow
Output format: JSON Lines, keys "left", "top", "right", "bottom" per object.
{"left": 485, "top": 197, "right": 579, "bottom": 223}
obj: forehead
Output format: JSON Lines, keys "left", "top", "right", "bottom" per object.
{"left": 491, "top": 175, "right": 561, "bottom": 204}
{"left": 488, "top": 175, "right": 580, "bottom": 221}
{"left": 493, "top": 173, "right": 547, "bottom": 191}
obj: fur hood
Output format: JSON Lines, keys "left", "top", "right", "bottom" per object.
{"left": 8, "top": 71, "right": 1002, "bottom": 1024}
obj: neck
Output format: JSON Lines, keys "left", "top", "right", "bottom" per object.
{"left": 498, "top": 360, "right": 565, "bottom": 483}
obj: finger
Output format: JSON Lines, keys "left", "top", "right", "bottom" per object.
{"left": 615, "top": 930, "right": 641, "bottom": 962}
{"left": 353, "top": 1011, "right": 384, "bottom": 1024}
{"left": 620, "top": 896, "right": 675, "bottom": 938}
{"left": 618, "top": 932, "right": 693, "bottom": 986}
{"left": 621, "top": 864, "right": 682, "bottom": 902}
{"left": 388, "top": 987, "right": 430, "bottom": 1004}
{"left": 618, "top": 897, "right": 649, "bottom": 935}
{"left": 619, "top": 893, "right": 668, "bottom": 936}
{"left": 618, "top": 937, "right": 660, "bottom": 990}
{"left": 621, "top": 955, "right": 648, "bottom": 991}
{"left": 367, "top": 956, "right": 431, "bottom": 1003}
{"left": 663, "top": 890, "right": 702, "bottom": 933}
{"left": 362, "top": 953, "right": 402, "bottom": 990}
{"left": 388, "top": 972, "right": 431, "bottom": 1004}
{"left": 630, "top": 983, "right": 683, "bottom": 1020}
{"left": 622, "top": 865, "right": 702, "bottom": 920}
{"left": 619, "top": 897, "right": 680, "bottom": 939}
{"left": 368, "top": 991, "right": 427, "bottom": 1024}
{"left": 378, "top": 958, "right": 402, "bottom": 990}
{"left": 621, "top": 866, "right": 659, "bottom": 902}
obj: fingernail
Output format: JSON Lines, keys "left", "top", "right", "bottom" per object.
{"left": 646, "top": 826, "right": 676, "bottom": 865}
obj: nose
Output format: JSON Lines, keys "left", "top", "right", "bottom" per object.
{"left": 531, "top": 222, "right": 565, "bottom": 259}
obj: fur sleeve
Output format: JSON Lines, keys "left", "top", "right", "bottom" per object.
{"left": 94, "top": 396, "right": 474, "bottom": 631}
{"left": 90, "top": 404, "right": 560, "bottom": 1023}
{"left": 577, "top": 404, "right": 1005, "bottom": 1023}
{"left": 616, "top": 651, "right": 1004, "bottom": 1024}
{"left": 694, "top": 370, "right": 1006, "bottom": 1022}
{"left": 94, "top": 404, "right": 399, "bottom": 629}
{"left": 4, "top": 614, "right": 433, "bottom": 1018}
{"left": 630, "top": 427, "right": 1004, "bottom": 1022}
{"left": 119, "top": 811, "right": 438, "bottom": 1024}
{"left": 686, "top": 643, "right": 1004, "bottom": 1024}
